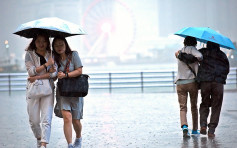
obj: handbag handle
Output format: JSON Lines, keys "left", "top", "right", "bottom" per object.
{"left": 182, "top": 47, "right": 197, "bottom": 77}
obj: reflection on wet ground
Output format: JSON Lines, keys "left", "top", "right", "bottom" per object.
{"left": 182, "top": 135, "right": 222, "bottom": 148}
{"left": 0, "top": 91, "right": 236, "bottom": 147}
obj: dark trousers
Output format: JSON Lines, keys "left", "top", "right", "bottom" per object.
{"left": 199, "top": 82, "right": 224, "bottom": 134}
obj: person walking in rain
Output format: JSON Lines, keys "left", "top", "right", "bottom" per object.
{"left": 25, "top": 32, "right": 57, "bottom": 148}
{"left": 52, "top": 37, "right": 84, "bottom": 148}
{"left": 197, "top": 41, "right": 229, "bottom": 138}
{"left": 175, "top": 36, "right": 203, "bottom": 137}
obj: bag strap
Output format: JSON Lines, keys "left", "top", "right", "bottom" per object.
{"left": 64, "top": 53, "right": 72, "bottom": 73}
{"left": 183, "top": 47, "right": 197, "bottom": 77}
{"left": 186, "top": 63, "right": 196, "bottom": 77}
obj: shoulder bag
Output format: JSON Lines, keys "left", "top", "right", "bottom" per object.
{"left": 27, "top": 79, "right": 52, "bottom": 98}
{"left": 57, "top": 54, "right": 89, "bottom": 97}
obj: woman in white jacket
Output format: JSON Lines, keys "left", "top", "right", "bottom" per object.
{"left": 25, "top": 32, "right": 57, "bottom": 148}
{"left": 175, "top": 36, "right": 203, "bottom": 137}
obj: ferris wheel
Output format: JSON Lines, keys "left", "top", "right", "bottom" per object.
{"left": 82, "top": 0, "right": 136, "bottom": 57}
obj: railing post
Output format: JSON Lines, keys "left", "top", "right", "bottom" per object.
{"left": 8, "top": 74, "right": 11, "bottom": 96}
{"left": 172, "top": 71, "right": 175, "bottom": 92}
{"left": 236, "top": 68, "right": 237, "bottom": 89}
{"left": 109, "top": 73, "right": 112, "bottom": 93}
{"left": 141, "top": 72, "right": 144, "bottom": 93}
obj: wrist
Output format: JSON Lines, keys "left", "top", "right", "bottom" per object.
{"left": 176, "top": 51, "right": 180, "bottom": 57}
{"left": 65, "top": 72, "right": 69, "bottom": 78}
{"left": 43, "top": 64, "right": 47, "bottom": 69}
{"left": 177, "top": 52, "right": 179, "bottom": 57}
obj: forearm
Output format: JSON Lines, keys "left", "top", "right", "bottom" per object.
{"left": 67, "top": 68, "right": 82, "bottom": 78}
{"left": 35, "top": 63, "right": 48, "bottom": 73}
{"left": 37, "top": 73, "right": 50, "bottom": 79}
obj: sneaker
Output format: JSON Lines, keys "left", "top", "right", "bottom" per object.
{"left": 200, "top": 127, "right": 207, "bottom": 135}
{"left": 182, "top": 125, "right": 190, "bottom": 137}
{"left": 68, "top": 143, "right": 74, "bottom": 148}
{"left": 37, "top": 140, "right": 41, "bottom": 148}
{"left": 73, "top": 137, "right": 82, "bottom": 148}
{"left": 191, "top": 130, "right": 200, "bottom": 134}
{"left": 208, "top": 132, "right": 215, "bottom": 138}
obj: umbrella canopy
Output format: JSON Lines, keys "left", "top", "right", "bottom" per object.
{"left": 175, "top": 27, "right": 236, "bottom": 50}
{"left": 13, "top": 17, "right": 86, "bottom": 38}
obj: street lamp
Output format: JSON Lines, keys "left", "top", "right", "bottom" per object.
{"left": 4, "top": 40, "right": 10, "bottom": 64}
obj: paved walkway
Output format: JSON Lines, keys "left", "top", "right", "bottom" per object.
{"left": 0, "top": 91, "right": 237, "bottom": 148}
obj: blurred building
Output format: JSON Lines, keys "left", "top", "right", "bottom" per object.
{"left": 0, "top": 0, "right": 237, "bottom": 72}
{"left": 157, "top": 0, "right": 237, "bottom": 42}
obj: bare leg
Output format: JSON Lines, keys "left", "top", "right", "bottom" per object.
{"left": 72, "top": 119, "right": 82, "bottom": 138}
{"left": 62, "top": 110, "right": 73, "bottom": 144}
{"left": 41, "top": 142, "right": 46, "bottom": 147}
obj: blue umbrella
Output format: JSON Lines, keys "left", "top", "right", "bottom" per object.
{"left": 13, "top": 17, "right": 86, "bottom": 38}
{"left": 175, "top": 27, "right": 236, "bottom": 50}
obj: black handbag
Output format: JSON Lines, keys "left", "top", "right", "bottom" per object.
{"left": 57, "top": 53, "right": 89, "bottom": 97}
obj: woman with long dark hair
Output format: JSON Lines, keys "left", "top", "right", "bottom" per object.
{"left": 52, "top": 37, "right": 84, "bottom": 148}
{"left": 25, "top": 32, "right": 57, "bottom": 148}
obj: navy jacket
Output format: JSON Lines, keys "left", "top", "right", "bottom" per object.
{"left": 196, "top": 47, "right": 229, "bottom": 84}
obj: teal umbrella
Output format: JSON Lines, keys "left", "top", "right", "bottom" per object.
{"left": 13, "top": 17, "right": 86, "bottom": 38}
{"left": 175, "top": 27, "right": 236, "bottom": 50}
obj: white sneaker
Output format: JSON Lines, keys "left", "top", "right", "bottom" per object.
{"left": 73, "top": 137, "right": 82, "bottom": 148}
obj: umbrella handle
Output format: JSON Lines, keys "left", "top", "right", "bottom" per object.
{"left": 49, "top": 37, "right": 53, "bottom": 58}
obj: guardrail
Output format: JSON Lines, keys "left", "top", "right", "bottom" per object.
{"left": 0, "top": 68, "right": 237, "bottom": 95}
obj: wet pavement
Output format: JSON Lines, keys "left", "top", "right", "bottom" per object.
{"left": 0, "top": 90, "right": 237, "bottom": 148}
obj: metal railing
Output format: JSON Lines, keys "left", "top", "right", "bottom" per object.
{"left": 0, "top": 68, "right": 237, "bottom": 95}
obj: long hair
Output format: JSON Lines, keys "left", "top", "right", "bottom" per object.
{"left": 184, "top": 36, "right": 197, "bottom": 46}
{"left": 25, "top": 32, "right": 51, "bottom": 51}
{"left": 52, "top": 37, "right": 73, "bottom": 68}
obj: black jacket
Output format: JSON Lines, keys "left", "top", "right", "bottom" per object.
{"left": 196, "top": 47, "right": 229, "bottom": 84}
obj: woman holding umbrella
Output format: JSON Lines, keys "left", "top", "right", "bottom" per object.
{"left": 52, "top": 36, "right": 84, "bottom": 148}
{"left": 25, "top": 32, "right": 57, "bottom": 148}
{"left": 14, "top": 17, "right": 86, "bottom": 148}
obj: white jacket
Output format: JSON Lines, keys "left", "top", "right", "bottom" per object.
{"left": 175, "top": 46, "right": 203, "bottom": 84}
{"left": 25, "top": 50, "right": 57, "bottom": 88}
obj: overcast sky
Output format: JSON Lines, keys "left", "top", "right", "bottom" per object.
{"left": 1, "top": 0, "right": 236, "bottom": 69}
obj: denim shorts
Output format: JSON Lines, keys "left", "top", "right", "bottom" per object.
{"left": 56, "top": 89, "right": 84, "bottom": 119}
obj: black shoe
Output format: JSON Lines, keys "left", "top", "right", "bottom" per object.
{"left": 208, "top": 132, "right": 215, "bottom": 138}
